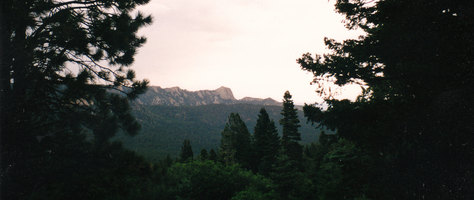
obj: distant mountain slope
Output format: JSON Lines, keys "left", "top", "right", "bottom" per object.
{"left": 239, "top": 97, "right": 282, "bottom": 106}
{"left": 132, "top": 86, "right": 280, "bottom": 106}
{"left": 116, "top": 104, "right": 322, "bottom": 162}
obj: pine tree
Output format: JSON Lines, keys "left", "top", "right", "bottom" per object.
{"left": 1, "top": 1, "right": 151, "bottom": 198}
{"left": 297, "top": 0, "right": 474, "bottom": 198}
{"left": 271, "top": 152, "right": 314, "bottom": 200}
{"left": 253, "top": 108, "right": 280, "bottom": 175}
{"left": 209, "top": 149, "right": 218, "bottom": 162}
{"left": 199, "top": 149, "right": 208, "bottom": 161}
{"left": 219, "top": 113, "right": 252, "bottom": 167}
{"left": 279, "top": 91, "right": 303, "bottom": 163}
{"left": 180, "top": 139, "right": 193, "bottom": 162}
{"left": 220, "top": 121, "right": 237, "bottom": 164}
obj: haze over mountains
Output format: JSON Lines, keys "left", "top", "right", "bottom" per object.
{"left": 132, "top": 86, "right": 281, "bottom": 106}
{"left": 117, "top": 86, "right": 321, "bottom": 162}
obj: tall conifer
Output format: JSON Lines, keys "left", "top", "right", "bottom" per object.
{"left": 1, "top": 1, "right": 151, "bottom": 198}
{"left": 279, "top": 91, "right": 302, "bottom": 163}
{"left": 180, "top": 139, "right": 193, "bottom": 162}
{"left": 219, "top": 113, "right": 252, "bottom": 167}
{"left": 209, "top": 149, "right": 218, "bottom": 162}
{"left": 254, "top": 108, "right": 280, "bottom": 174}
{"left": 297, "top": 0, "right": 474, "bottom": 198}
{"left": 199, "top": 149, "right": 208, "bottom": 161}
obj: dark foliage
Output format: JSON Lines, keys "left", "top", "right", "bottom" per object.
{"left": 159, "top": 160, "right": 277, "bottom": 200}
{"left": 116, "top": 103, "right": 321, "bottom": 162}
{"left": 1, "top": 0, "right": 151, "bottom": 199}
{"left": 298, "top": 0, "right": 474, "bottom": 199}
{"left": 3, "top": 0, "right": 471, "bottom": 199}
{"left": 280, "top": 91, "right": 303, "bottom": 165}
{"left": 179, "top": 139, "right": 193, "bottom": 162}
{"left": 209, "top": 149, "right": 218, "bottom": 161}
{"left": 253, "top": 108, "right": 280, "bottom": 175}
{"left": 199, "top": 149, "right": 209, "bottom": 161}
{"left": 220, "top": 113, "right": 253, "bottom": 167}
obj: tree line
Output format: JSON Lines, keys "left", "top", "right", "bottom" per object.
{"left": 173, "top": 90, "right": 375, "bottom": 199}
{"left": 2, "top": 0, "right": 473, "bottom": 199}
{"left": 173, "top": 90, "right": 313, "bottom": 199}
{"left": 115, "top": 102, "right": 320, "bottom": 162}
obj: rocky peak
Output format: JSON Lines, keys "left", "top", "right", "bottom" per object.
{"left": 214, "top": 86, "right": 234, "bottom": 100}
{"left": 133, "top": 86, "right": 281, "bottom": 107}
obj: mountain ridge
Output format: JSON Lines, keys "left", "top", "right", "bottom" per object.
{"left": 132, "top": 86, "right": 281, "bottom": 106}
{"left": 116, "top": 85, "right": 322, "bottom": 161}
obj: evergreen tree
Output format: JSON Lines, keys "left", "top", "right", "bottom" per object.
{"left": 298, "top": 0, "right": 474, "bottom": 198}
{"left": 270, "top": 92, "right": 307, "bottom": 199}
{"left": 220, "top": 121, "right": 237, "bottom": 164}
{"left": 199, "top": 149, "right": 209, "bottom": 161}
{"left": 279, "top": 91, "right": 303, "bottom": 164}
{"left": 219, "top": 113, "right": 252, "bottom": 168}
{"left": 180, "top": 139, "right": 193, "bottom": 162}
{"left": 271, "top": 153, "right": 310, "bottom": 200}
{"left": 0, "top": 0, "right": 152, "bottom": 199}
{"left": 209, "top": 149, "right": 218, "bottom": 162}
{"left": 253, "top": 108, "right": 280, "bottom": 175}
{"left": 162, "top": 160, "right": 277, "bottom": 200}
{"left": 316, "top": 139, "right": 372, "bottom": 200}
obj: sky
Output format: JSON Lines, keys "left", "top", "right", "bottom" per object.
{"left": 131, "top": 0, "right": 363, "bottom": 105}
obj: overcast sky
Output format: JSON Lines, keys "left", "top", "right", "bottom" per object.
{"left": 131, "top": 0, "right": 363, "bottom": 104}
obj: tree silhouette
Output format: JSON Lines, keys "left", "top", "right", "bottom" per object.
{"left": 298, "top": 0, "right": 474, "bottom": 198}
{"left": 253, "top": 108, "right": 280, "bottom": 175}
{"left": 280, "top": 91, "right": 303, "bottom": 164}
{"left": 1, "top": 0, "right": 152, "bottom": 199}
{"left": 209, "top": 149, "right": 218, "bottom": 162}
{"left": 199, "top": 149, "right": 209, "bottom": 161}
{"left": 220, "top": 113, "right": 252, "bottom": 167}
{"left": 180, "top": 139, "right": 193, "bottom": 162}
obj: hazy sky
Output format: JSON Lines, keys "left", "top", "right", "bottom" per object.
{"left": 131, "top": 0, "right": 363, "bottom": 104}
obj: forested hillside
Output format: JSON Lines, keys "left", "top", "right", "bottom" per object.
{"left": 116, "top": 103, "right": 321, "bottom": 162}
{"left": 2, "top": 0, "right": 473, "bottom": 199}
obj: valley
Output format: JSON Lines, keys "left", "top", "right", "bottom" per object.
{"left": 115, "top": 86, "right": 322, "bottom": 162}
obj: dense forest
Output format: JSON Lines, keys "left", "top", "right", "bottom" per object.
{"left": 115, "top": 103, "right": 321, "bottom": 162}
{"left": 1, "top": 0, "right": 473, "bottom": 200}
